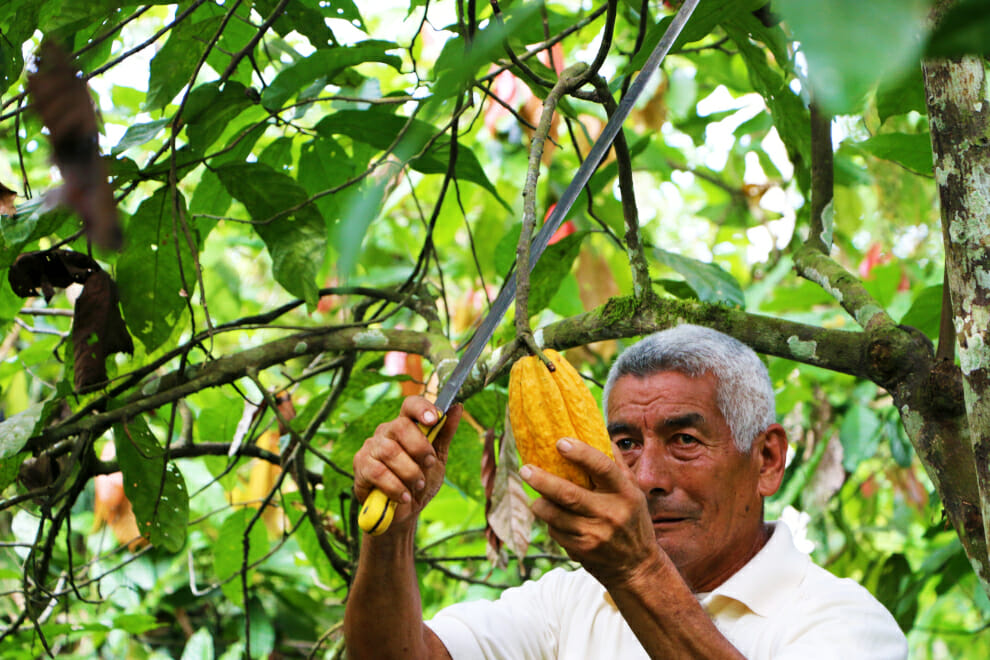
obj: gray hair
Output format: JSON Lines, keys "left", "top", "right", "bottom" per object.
{"left": 602, "top": 324, "right": 776, "bottom": 452}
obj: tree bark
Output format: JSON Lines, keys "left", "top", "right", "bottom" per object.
{"left": 923, "top": 44, "right": 990, "bottom": 593}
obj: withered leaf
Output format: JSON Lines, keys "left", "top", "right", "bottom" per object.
{"left": 8, "top": 249, "right": 101, "bottom": 301}
{"left": 0, "top": 181, "right": 16, "bottom": 216}
{"left": 27, "top": 42, "right": 122, "bottom": 251}
{"left": 73, "top": 270, "right": 134, "bottom": 393}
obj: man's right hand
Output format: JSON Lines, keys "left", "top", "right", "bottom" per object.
{"left": 353, "top": 396, "right": 462, "bottom": 532}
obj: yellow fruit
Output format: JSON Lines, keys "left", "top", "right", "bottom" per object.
{"left": 508, "top": 348, "right": 614, "bottom": 488}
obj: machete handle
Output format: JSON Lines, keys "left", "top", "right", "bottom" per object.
{"left": 358, "top": 412, "right": 447, "bottom": 535}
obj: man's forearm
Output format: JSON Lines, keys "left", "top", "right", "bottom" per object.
{"left": 606, "top": 554, "right": 746, "bottom": 660}
{"left": 343, "top": 526, "right": 450, "bottom": 660}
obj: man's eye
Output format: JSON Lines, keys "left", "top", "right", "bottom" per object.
{"left": 614, "top": 438, "right": 635, "bottom": 451}
{"left": 673, "top": 434, "right": 699, "bottom": 445}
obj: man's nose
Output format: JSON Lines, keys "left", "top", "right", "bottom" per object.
{"left": 632, "top": 441, "right": 674, "bottom": 495}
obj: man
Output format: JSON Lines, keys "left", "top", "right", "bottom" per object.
{"left": 344, "top": 324, "right": 908, "bottom": 659}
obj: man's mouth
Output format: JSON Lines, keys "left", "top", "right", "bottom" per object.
{"left": 652, "top": 515, "right": 689, "bottom": 527}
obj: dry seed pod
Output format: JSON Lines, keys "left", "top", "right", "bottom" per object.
{"left": 508, "top": 349, "right": 614, "bottom": 488}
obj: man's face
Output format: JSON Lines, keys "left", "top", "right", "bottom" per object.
{"left": 606, "top": 370, "right": 779, "bottom": 592}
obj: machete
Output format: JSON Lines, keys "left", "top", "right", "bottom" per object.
{"left": 358, "top": 0, "right": 701, "bottom": 535}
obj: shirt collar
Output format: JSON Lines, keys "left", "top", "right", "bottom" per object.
{"left": 699, "top": 520, "right": 810, "bottom": 618}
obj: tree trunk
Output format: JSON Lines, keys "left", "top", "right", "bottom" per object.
{"left": 922, "top": 23, "right": 990, "bottom": 592}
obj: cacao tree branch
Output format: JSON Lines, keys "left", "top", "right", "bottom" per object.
{"left": 590, "top": 75, "right": 651, "bottom": 297}
{"left": 792, "top": 244, "right": 897, "bottom": 332}
{"left": 807, "top": 102, "right": 834, "bottom": 253}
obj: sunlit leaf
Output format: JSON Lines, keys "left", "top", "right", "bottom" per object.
{"left": 216, "top": 162, "right": 326, "bottom": 306}
{"left": 653, "top": 248, "right": 745, "bottom": 307}
{"left": 775, "top": 0, "right": 929, "bottom": 114}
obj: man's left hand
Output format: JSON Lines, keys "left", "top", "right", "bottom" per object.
{"left": 520, "top": 438, "right": 662, "bottom": 588}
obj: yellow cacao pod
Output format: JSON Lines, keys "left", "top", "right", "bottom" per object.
{"left": 508, "top": 348, "right": 614, "bottom": 488}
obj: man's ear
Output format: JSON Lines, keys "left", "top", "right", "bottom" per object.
{"left": 755, "top": 424, "right": 788, "bottom": 498}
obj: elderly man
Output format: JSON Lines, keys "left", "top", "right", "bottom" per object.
{"left": 344, "top": 324, "right": 907, "bottom": 659}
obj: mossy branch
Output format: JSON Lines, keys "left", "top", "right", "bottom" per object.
{"left": 792, "top": 244, "right": 896, "bottom": 333}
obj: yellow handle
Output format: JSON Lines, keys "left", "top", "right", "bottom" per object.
{"left": 358, "top": 413, "right": 447, "bottom": 535}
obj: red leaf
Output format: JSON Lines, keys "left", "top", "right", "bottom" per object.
{"left": 27, "top": 42, "right": 122, "bottom": 251}
{"left": 73, "top": 270, "right": 133, "bottom": 392}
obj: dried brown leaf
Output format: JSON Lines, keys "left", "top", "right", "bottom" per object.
{"left": 73, "top": 270, "right": 133, "bottom": 393}
{"left": 7, "top": 249, "right": 100, "bottom": 301}
{"left": 487, "top": 413, "right": 534, "bottom": 565}
{"left": 27, "top": 42, "right": 121, "bottom": 251}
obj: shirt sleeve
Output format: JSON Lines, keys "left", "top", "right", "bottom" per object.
{"left": 425, "top": 568, "right": 574, "bottom": 660}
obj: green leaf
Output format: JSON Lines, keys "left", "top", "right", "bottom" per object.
{"left": 528, "top": 231, "right": 587, "bottom": 316}
{"left": 146, "top": 8, "right": 224, "bottom": 110}
{"left": 874, "top": 553, "right": 920, "bottom": 631}
{"left": 256, "top": 0, "right": 345, "bottom": 48}
{"left": 113, "top": 612, "right": 160, "bottom": 635}
{"left": 111, "top": 119, "right": 170, "bottom": 156}
{"left": 724, "top": 23, "right": 810, "bottom": 167}
{"left": 261, "top": 41, "right": 402, "bottom": 110}
{"left": 444, "top": 421, "right": 484, "bottom": 500}
{"left": 900, "top": 285, "right": 943, "bottom": 340}
{"left": 625, "top": 0, "right": 759, "bottom": 75}
{"left": 180, "top": 628, "right": 214, "bottom": 660}
{"left": 315, "top": 110, "right": 508, "bottom": 208}
{"left": 774, "top": 0, "right": 929, "bottom": 114}
{"left": 653, "top": 249, "right": 745, "bottom": 307}
{"left": 926, "top": 0, "right": 990, "bottom": 58}
{"left": 215, "top": 162, "right": 327, "bottom": 305}
{"left": 117, "top": 187, "right": 194, "bottom": 353}
{"left": 1, "top": 199, "right": 75, "bottom": 270}
{"left": 839, "top": 404, "right": 882, "bottom": 472}
{"left": 183, "top": 81, "right": 254, "bottom": 152}
{"left": 0, "top": 453, "right": 27, "bottom": 490}
{"left": 212, "top": 509, "right": 270, "bottom": 606}
{"left": 0, "top": 401, "right": 56, "bottom": 459}
{"left": 876, "top": 67, "right": 928, "bottom": 124}
{"left": 112, "top": 416, "right": 189, "bottom": 553}
{"left": 856, "top": 132, "right": 933, "bottom": 175}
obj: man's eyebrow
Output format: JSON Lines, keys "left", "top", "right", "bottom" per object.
{"left": 606, "top": 422, "right": 637, "bottom": 436}
{"left": 658, "top": 412, "right": 706, "bottom": 431}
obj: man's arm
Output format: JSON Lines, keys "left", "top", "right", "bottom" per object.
{"left": 521, "top": 438, "right": 746, "bottom": 659}
{"left": 343, "top": 397, "right": 461, "bottom": 660}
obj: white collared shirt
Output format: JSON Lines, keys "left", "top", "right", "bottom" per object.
{"left": 426, "top": 521, "right": 908, "bottom": 659}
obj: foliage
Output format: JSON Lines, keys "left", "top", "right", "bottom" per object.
{"left": 0, "top": 0, "right": 989, "bottom": 657}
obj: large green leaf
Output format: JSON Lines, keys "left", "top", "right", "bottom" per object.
{"left": 215, "top": 162, "right": 327, "bottom": 305}
{"left": 653, "top": 248, "right": 746, "bottom": 307}
{"left": 111, "top": 118, "right": 170, "bottom": 156}
{"left": 315, "top": 110, "right": 508, "bottom": 208}
{"left": 856, "top": 132, "right": 934, "bottom": 175}
{"left": 112, "top": 416, "right": 189, "bottom": 553}
{"left": 261, "top": 41, "right": 402, "bottom": 111}
{"left": 117, "top": 187, "right": 195, "bottom": 353}
{"left": 212, "top": 508, "right": 269, "bottom": 606}
{"left": 774, "top": 0, "right": 929, "bottom": 114}
{"left": 926, "top": 0, "right": 990, "bottom": 57}
{"left": 182, "top": 81, "right": 254, "bottom": 152}
{"left": 494, "top": 229, "right": 588, "bottom": 317}
{"left": 145, "top": 6, "right": 224, "bottom": 110}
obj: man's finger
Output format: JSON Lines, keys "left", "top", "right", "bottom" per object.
{"left": 553, "top": 437, "right": 626, "bottom": 492}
